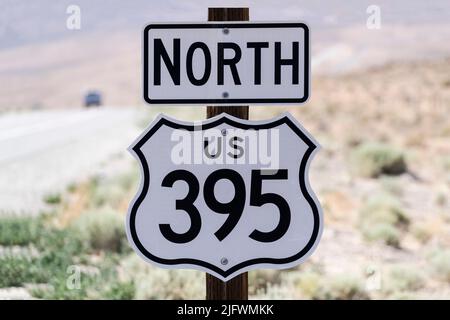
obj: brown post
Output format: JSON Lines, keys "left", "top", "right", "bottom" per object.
{"left": 205, "top": 7, "right": 249, "bottom": 300}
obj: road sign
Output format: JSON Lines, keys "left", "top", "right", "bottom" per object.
{"left": 143, "top": 22, "right": 309, "bottom": 105}
{"left": 126, "top": 113, "right": 322, "bottom": 281}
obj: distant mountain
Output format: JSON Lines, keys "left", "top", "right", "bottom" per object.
{"left": 0, "top": 0, "right": 449, "bottom": 109}
{"left": 1, "top": 0, "right": 449, "bottom": 49}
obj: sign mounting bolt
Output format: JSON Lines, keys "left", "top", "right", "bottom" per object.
{"left": 221, "top": 129, "right": 227, "bottom": 136}
{"left": 221, "top": 257, "right": 228, "bottom": 265}
{"left": 222, "top": 92, "right": 229, "bottom": 98}
{"left": 223, "top": 28, "right": 229, "bottom": 35}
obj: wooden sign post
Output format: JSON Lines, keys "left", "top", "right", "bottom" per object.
{"left": 132, "top": 5, "right": 316, "bottom": 301}
{"left": 206, "top": 7, "right": 249, "bottom": 300}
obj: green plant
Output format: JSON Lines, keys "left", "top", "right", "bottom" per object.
{"left": 0, "top": 251, "right": 50, "bottom": 287}
{"left": 380, "top": 177, "right": 404, "bottom": 196}
{"left": 252, "top": 283, "right": 297, "bottom": 299}
{"left": 249, "top": 269, "right": 282, "bottom": 294}
{"left": 87, "top": 170, "right": 138, "bottom": 209}
{"left": 0, "top": 215, "right": 91, "bottom": 289}
{"left": 32, "top": 230, "right": 87, "bottom": 289}
{"left": 361, "top": 223, "right": 401, "bottom": 248}
{"left": 387, "top": 291, "right": 418, "bottom": 300}
{"left": 43, "top": 193, "right": 62, "bottom": 205}
{"left": 0, "top": 210, "right": 131, "bottom": 299}
{"left": 31, "top": 276, "right": 89, "bottom": 300}
{"left": 320, "top": 274, "right": 368, "bottom": 300}
{"left": 120, "top": 254, "right": 204, "bottom": 299}
{"left": 429, "top": 249, "right": 450, "bottom": 282}
{"left": 0, "top": 254, "right": 33, "bottom": 287}
{"left": 292, "top": 271, "right": 322, "bottom": 299}
{"left": 280, "top": 270, "right": 368, "bottom": 300}
{"left": 90, "top": 184, "right": 125, "bottom": 208}
{"left": 358, "top": 193, "right": 409, "bottom": 247}
{"left": 102, "top": 281, "right": 135, "bottom": 300}
{"left": 72, "top": 210, "right": 127, "bottom": 253}
{"left": 435, "top": 192, "right": 447, "bottom": 207}
{"left": 362, "top": 194, "right": 409, "bottom": 226}
{"left": 31, "top": 257, "right": 132, "bottom": 300}
{"left": 116, "top": 170, "right": 139, "bottom": 191}
{"left": 35, "top": 227, "right": 86, "bottom": 256}
{"left": 384, "top": 266, "right": 424, "bottom": 293}
{"left": 351, "top": 143, "right": 407, "bottom": 178}
{"left": 0, "top": 215, "right": 43, "bottom": 245}
{"left": 67, "top": 183, "right": 78, "bottom": 193}
{"left": 442, "top": 156, "right": 450, "bottom": 171}
{"left": 411, "top": 224, "right": 433, "bottom": 244}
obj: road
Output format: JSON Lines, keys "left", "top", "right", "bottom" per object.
{"left": 0, "top": 107, "right": 141, "bottom": 214}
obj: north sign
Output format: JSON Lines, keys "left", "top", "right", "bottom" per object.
{"left": 143, "top": 22, "right": 310, "bottom": 105}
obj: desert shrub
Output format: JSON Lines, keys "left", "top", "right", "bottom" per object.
{"left": 387, "top": 291, "right": 418, "bottom": 300}
{"left": 249, "top": 269, "right": 282, "bottom": 294}
{"left": 0, "top": 211, "right": 129, "bottom": 299}
{"left": 358, "top": 193, "right": 409, "bottom": 247}
{"left": 291, "top": 271, "right": 322, "bottom": 299}
{"left": 361, "top": 223, "right": 401, "bottom": 248}
{"left": 319, "top": 274, "right": 368, "bottom": 300}
{"left": 0, "top": 254, "right": 34, "bottom": 287}
{"left": 252, "top": 266, "right": 324, "bottom": 299}
{"left": 116, "top": 170, "right": 139, "bottom": 191}
{"left": 120, "top": 254, "right": 204, "bottom": 299}
{"left": 43, "top": 193, "right": 61, "bottom": 205}
{"left": 442, "top": 156, "right": 450, "bottom": 171}
{"left": 31, "top": 266, "right": 105, "bottom": 300}
{"left": 102, "top": 281, "right": 135, "bottom": 300}
{"left": 380, "top": 177, "right": 404, "bottom": 196}
{"left": 30, "top": 254, "right": 128, "bottom": 300}
{"left": 411, "top": 223, "right": 434, "bottom": 244}
{"left": 360, "top": 194, "right": 409, "bottom": 226}
{"left": 90, "top": 184, "right": 126, "bottom": 208}
{"left": 0, "top": 218, "right": 89, "bottom": 289}
{"left": 31, "top": 229, "right": 86, "bottom": 289}
{"left": 440, "top": 210, "right": 450, "bottom": 223}
{"left": 35, "top": 225, "right": 86, "bottom": 256}
{"left": 281, "top": 271, "right": 368, "bottom": 300}
{"left": 252, "top": 283, "right": 297, "bottom": 299}
{"left": 435, "top": 192, "right": 447, "bottom": 207}
{"left": 0, "top": 249, "right": 51, "bottom": 287}
{"left": 316, "top": 275, "right": 367, "bottom": 300}
{"left": 88, "top": 170, "right": 138, "bottom": 209}
{"left": 351, "top": 143, "right": 407, "bottom": 178}
{"left": 30, "top": 272, "right": 96, "bottom": 300}
{"left": 429, "top": 249, "right": 450, "bottom": 282}
{"left": 67, "top": 183, "right": 78, "bottom": 193}
{"left": 72, "top": 210, "right": 127, "bottom": 253}
{"left": 0, "top": 215, "right": 43, "bottom": 246}
{"left": 384, "top": 266, "right": 424, "bottom": 293}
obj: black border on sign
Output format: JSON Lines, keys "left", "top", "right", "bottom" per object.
{"left": 128, "top": 114, "right": 321, "bottom": 278}
{"left": 143, "top": 23, "right": 310, "bottom": 105}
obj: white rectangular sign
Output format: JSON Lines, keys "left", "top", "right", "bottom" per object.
{"left": 143, "top": 22, "right": 310, "bottom": 105}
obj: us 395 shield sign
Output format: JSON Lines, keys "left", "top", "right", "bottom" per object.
{"left": 126, "top": 113, "right": 323, "bottom": 281}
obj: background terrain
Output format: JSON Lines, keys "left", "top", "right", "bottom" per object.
{"left": 0, "top": 0, "right": 449, "bottom": 299}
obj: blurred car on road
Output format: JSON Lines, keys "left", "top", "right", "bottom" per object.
{"left": 84, "top": 91, "right": 102, "bottom": 107}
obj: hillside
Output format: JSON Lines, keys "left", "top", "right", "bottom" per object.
{"left": 1, "top": 0, "right": 450, "bottom": 110}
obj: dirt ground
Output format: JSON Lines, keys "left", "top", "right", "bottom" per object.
{"left": 272, "top": 58, "right": 450, "bottom": 299}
